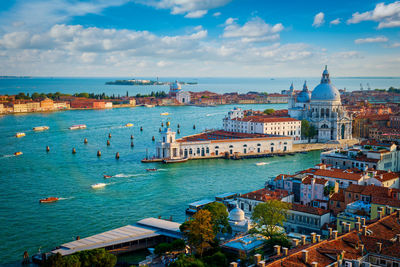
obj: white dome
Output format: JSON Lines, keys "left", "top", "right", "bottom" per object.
{"left": 229, "top": 207, "right": 245, "bottom": 221}
{"left": 170, "top": 80, "right": 181, "bottom": 90}
{"left": 311, "top": 66, "right": 340, "bottom": 102}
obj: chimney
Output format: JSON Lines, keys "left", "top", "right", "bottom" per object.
{"left": 361, "top": 217, "right": 366, "bottom": 226}
{"left": 378, "top": 210, "right": 382, "bottom": 219}
{"left": 316, "top": 235, "right": 321, "bottom": 243}
{"left": 333, "top": 230, "right": 338, "bottom": 239}
{"left": 311, "top": 232, "right": 316, "bottom": 243}
{"left": 293, "top": 239, "right": 300, "bottom": 247}
{"left": 362, "top": 225, "right": 367, "bottom": 236}
{"left": 346, "top": 223, "right": 351, "bottom": 233}
{"left": 311, "top": 262, "right": 318, "bottom": 267}
{"left": 301, "top": 235, "right": 307, "bottom": 245}
{"left": 283, "top": 247, "right": 288, "bottom": 256}
{"left": 359, "top": 244, "right": 364, "bottom": 256}
{"left": 258, "top": 261, "right": 265, "bottom": 267}
{"left": 355, "top": 222, "right": 361, "bottom": 232}
{"left": 254, "top": 254, "right": 261, "bottom": 264}
{"left": 230, "top": 262, "right": 238, "bottom": 267}
{"left": 274, "top": 245, "right": 281, "bottom": 256}
{"left": 356, "top": 216, "right": 361, "bottom": 223}
{"left": 377, "top": 242, "right": 382, "bottom": 253}
{"left": 302, "top": 250, "right": 308, "bottom": 264}
{"left": 328, "top": 227, "right": 333, "bottom": 238}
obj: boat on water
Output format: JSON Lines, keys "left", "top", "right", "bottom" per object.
{"left": 15, "top": 132, "right": 25, "bottom": 138}
{"left": 146, "top": 168, "right": 157, "bottom": 172}
{"left": 163, "top": 158, "right": 188, "bottom": 164}
{"left": 255, "top": 162, "right": 268, "bottom": 166}
{"left": 160, "top": 112, "right": 169, "bottom": 116}
{"left": 69, "top": 124, "right": 86, "bottom": 130}
{"left": 91, "top": 183, "right": 106, "bottom": 189}
{"left": 277, "top": 153, "right": 286, "bottom": 157}
{"left": 145, "top": 104, "right": 155, "bottom": 108}
{"left": 125, "top": 123, "right": 134, "bottom": 127}
{"left": 39, "top": 197, "right": 59, "bottom": 203}
{"left": 14, "top": 151, "right": 23, "bottom": 156}
{"left": 103, "top": 175, "right": 112, "bottom": 178}
{"left": 33, "top": 126, "right": 49, "bottom": 131}
{"left": 287, "top": 153, "right": 296, "bottom": 156}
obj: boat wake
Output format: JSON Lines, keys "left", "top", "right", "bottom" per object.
{"left": 113, "top": 173, "right": 146, "bottom": 178}
{"left": 1, "top": 154, "right": 15, "bottom": 159}
{"left": 255, "top": 162, "right": 270, "bottom": 166}
{"left": 58, "top": 197, "right": 75, "bottom": 201}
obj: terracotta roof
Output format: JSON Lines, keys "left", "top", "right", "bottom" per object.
{"left": 304, "top": 168, "right": 364, "bottom": 181}
{"left": 290, "top": 203, "right": 329, "bottom": 216}
{"left": 371, "top": 197, "right": 400, "bottom": 208}
{"left": 302, "top": 176, "right": 328, "bottom": 185}
{"left": 374, "top": 171, "right": 400, "bottom": 182}
{"left": 361, "top": 185, "right": 390, "bottom": 198}
{"left": 346, "top": 184, "right": 365, "bottom": 193}
{"left": 176, "top": 130, "right": 289, "bottom": 143}
{"left": 231, "top": 116, "right": 300, "bottom": 123}
{"left": 330, "top": 190, "right": 345, "bottom": 202}
{"left": 240, "top": 188, "right": 290, "bottom": 202}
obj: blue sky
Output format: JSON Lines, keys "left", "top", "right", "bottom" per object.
{"left": 0, "top": 0, "right": 399, "bottom": 77}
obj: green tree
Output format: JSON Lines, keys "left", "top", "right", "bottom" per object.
{"left": 170, "top": 255, "right": 205, "bottom": 267}
{"left": 263, "top": 108, "right": 275, "bottom": 115}
{"left": 203, "top": 202, "right": 230, "bottom": 235}
{"left": 264, "top": 233, "right": 291, "bottom": 249}
{"left": 301, "top": 120, "right": 317, "bottom": 142}
{"left": 251, "top": 200, "right": 291, "bottom": 239}
{"left": 202, "top": 251, "right": 228, "bottom": 267}
{"left": 44, "top": 253, "right": 65, "bottom": 267}
{"left": 31, "top": 92, "right": 40, "bottom": 99}
{"left": 182, "top": 210, "right": 215, "bottom": 257}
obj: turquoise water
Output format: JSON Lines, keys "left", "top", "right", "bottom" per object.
{"left": 0, "top": 103, "right": 321, "bottom": 264}
{"left": 1, "top": 76, "right": 399, "bottom": 96}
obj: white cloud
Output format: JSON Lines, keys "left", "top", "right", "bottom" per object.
{"left": 354, "top": 36, "right": 388, "bottom": 44}
{"left": 330, "top": 18, "right": 341, "bottom": 25}
{"left": 312, "top": 12, "right": 325, "bottom": 27}
{"left": 387, "top": 42, "right": 400, "bottom": 48}
{"left": 225, "top": 17, "right": 236, "bottom": 25}
{"left": 223, "top": 17, "right": 284, "bottom": 43}
{"left": 137, "top": 0, "right": 231, "bottom": 18}
{"left": 332, "top": 51, "right": 361, "bottom": 59}
{"left": 213, "top": 12, "right": 221, "bottom": 17}
{"left": 347, "top": 1, "right": 400, "bottom": 29}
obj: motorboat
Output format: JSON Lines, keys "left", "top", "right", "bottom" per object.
{"left": 14, "top": 151, "right": 23, "bottom": 156}
{"left": 145, "top": 104, "right": 155, "bottom": 108}
{"left": 69, "top": 124, "right": 86, "bottom": 130}
{"left": 103, "top": 175, "right": 112, "bottom": 178}
{"left": 33, "top": 126, "right": 49, "bottom": 131}
{"left": 91, "top": 183, "right": 106, "bottom": 189}
{"left": 146, "top": 168, "right": 157, "bottom": 172}
{"left": 39, "top": 197, "right": 59, "bottom": 203}
{"left": 160, "top": 112, "right": 169, "bottom": 116}
{"left": 163, "top": 158, "right": 188, "bottom": 164}
{"left": 15, "top": 132, "right": 25, "bottom": 138}
{"left": 125, "top": 123, "right": 134, "bottom": 127}
{"left": 255, "top": 162, "right": 267, "bottom": 166}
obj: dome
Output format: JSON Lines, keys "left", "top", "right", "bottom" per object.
{"left": 311, "top": 66, "right": 340, "bottom": 102}
{"left": 170, "top": 80, "right": 181, "bottom": 91}
{"left": 296, "top": 81, "right": 311, "bottom": 103}
{"left": 229, "top": 206, "right": 245, "bottom": 221}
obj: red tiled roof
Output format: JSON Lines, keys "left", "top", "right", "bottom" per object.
{"left": 231, "top": 116, "right": 300, "bottom": 123}
{"left": 330, "top": 190, "right": 345, "bottom": 202}
{"left": 290, "top": 203, "right": 329, "bottom": 216}
{"left": 240, "top": 188, "right": 290, "bottom": 202}
{"left": 371, "top": 196, "right": 400, "bottom": 208}
{"left": 374, "top": 171, "right": 400, "bottom": 182}
{"left": 304, "top": 168, "right": 364, "bottom": 181}
{"left": 176, "top": 130, "right": 289, "bottom": 143}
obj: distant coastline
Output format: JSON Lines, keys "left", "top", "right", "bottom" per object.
{"left": 105, "top": 79, "right": 198, "bottom": 86}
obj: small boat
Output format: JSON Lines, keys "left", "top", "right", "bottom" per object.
{"left": 33, "top": 126, "right": 49, "bottom": 131}
{"left": 146, "top": 168, "right": 157, "bottom": 172}
{"left": 91, "top": 183, "right": 106, "bottom": 189}
{"left": 145, "top": 104, "right": 155, "bottom": 108}
{"left": 160, "top": 112, "right": 169, "bottom": 116}
{"left": 103, "top": 175, "right": 112, "bottom": 178}
{"left": 163, "top": 158, "right": 188, "bottom": 164}
{"left": 14, "top": 151, "right": 23, "bottom": 156}
{"left": 39, "top": 197, "right": 59, "bottom": 203}
{"left": 15, "top": 132, "right": 25, "bottom": 138}
{"left": 277, "top": 153, "right": 286, "bottom": 157}
{"left": 69, "top": 124, "right": 86, "bottom": 130}
{"left": 255, "top": 162, "right": 268, "bottom": 166}
{"left": 300, "top": 151, "right": 308, "bottom": 154}
{"left": 287, "top": 153, "right": 296, "bottom": 156}
{"left": 125, "top": 123, "right": 133, "bottom": 127}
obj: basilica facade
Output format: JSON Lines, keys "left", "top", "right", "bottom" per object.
{"left": 288, "top": 66, "right": 352, "bottom": 142}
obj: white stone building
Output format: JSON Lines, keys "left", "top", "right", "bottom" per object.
{"left": 176, "top": 90, "right": 191, "bottom": 104}
{"left": 228, "top": 205, "right": 252, "bottom": 235}
{"left": 155, "top": 128, "right": 293, "bottom": 160}
{"left": 288, "top": 66, "right": 352, "bottom": 142}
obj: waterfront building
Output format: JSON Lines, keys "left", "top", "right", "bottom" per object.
{"left": 237, "top": 188, "right": 293, "bottom": 216}
{"left": 321, "top": 139, "right": 400, "bottom": 171}
{"left": 284, "top": 203, "right": 330, "bottom": 235}
{"left": 266, "top": 210, "right": 400, "bottom": 267}
{"left": 223, "top": 115, "right": 301, "bottom": 139}
{"left": 288, "top": 66, "right": 352, "bottom": 142}
{"left": 176, "top": 90, "right": 191, "bottom": 104}
{"left": 13, "top": 102, "right": 28, "bottom": 113}
{"left": 40, "top": 98, "right": 54, "bottom": 111}
{"left": 155, "top": 128, "right": 293, "bottom": 160}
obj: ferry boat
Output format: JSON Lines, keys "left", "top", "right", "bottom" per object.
{"left": 160, "top": 112, "right": 169, "bottom": 116}
{"left": 39, "top": 197, "right": 59, "bottom": 203}
{"left": 14, "top": 151, "right": 23, "bottom": 156}
{"left": 15, "top": 132, "right": 25, "bottom": 138}
{"left": 125, "top": 123, "right": 134, "bottom": 127}
{"left": 69, "top": 124, "right": 86, "bottom": 130}
{"left": 91, "top": 183, "right": 106, "bottom": 189}
{"left": 33, "top": 126, "right": 50, "bottom": 131}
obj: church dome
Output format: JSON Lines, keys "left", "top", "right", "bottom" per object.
{"left": 229, "top": 206, "right": 245, "bottom": 221}
{"left": 311, "top": 66, "right": 340, "bottom": 102}
{"left": 297, "top": 81, "right": 311, "bottom": 103}
{"left": 170, "top": 80, "right": 181, "bottom": 91}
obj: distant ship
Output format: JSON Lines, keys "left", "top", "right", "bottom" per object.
{"left": 33, "top": 126, "right": 49, "bottom": 131}
{"left": 69, "top": 124, "right": 86, "bottom": 130}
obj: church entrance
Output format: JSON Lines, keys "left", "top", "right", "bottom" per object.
{"left": 341, "top": 124, "right": 345, "bottom": 139}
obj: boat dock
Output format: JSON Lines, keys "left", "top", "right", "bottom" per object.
{"left": 51, "top": 218, "right": 182, "bottom": 256}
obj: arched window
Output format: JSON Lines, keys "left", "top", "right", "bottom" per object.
{"left": 215, "top": 146, "right": 219, "bottom": 149}
{"left": 197, "top": 148, "right": 200, "bottom": 154}
{"left": 243, "top": 144, "right": 247, "bottom": 147}
{"left": 326, "top": 108, "right": 330, "bottom": 117}
{"left": 189, "top": 148, "right": 193, "bottom": 154}
{"left": 321, "top": 124, "right": 329, "bottom": 129}
{"left": 206, "top": 147, "right": 209, "bottom": 154}
{"left": 184, "top": 149, "right": 188, "bottom": 157}
{"left": 271, "top": 143, "right": 275, "bottom": 146}
{"left": 320, "top": 109, "right": 324, "bottom": 117}
{"left": 229, "top": 145, "right": 233, "bottom": 148}
{"left": 284, "top": 142, "right": 287, "bottom": 145}
{"left": 257, "top": 143, "right": 261, "bottom": 146}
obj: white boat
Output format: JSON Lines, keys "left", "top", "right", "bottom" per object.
{"left": 69, "top": 124, "right": 87, "bottom": 130}
{"left": 145, "top": 104, "right": 155, "bottom": 108}
{"left": 255, "top": 162, "right": 268, "bottom": 166}
{"left": 125, "top": 123, "right": 134, "bottom": 127}
{"left": 160, "top": 112, "right": 169, "bottom": 116}
{"left": 15, "top": 132, "right": 25, "bottom": 138}
{"left": 91, "top": 183, "right": 106, "bottom": 189}
{"left": 33, "top": 126, "right": 50, "bottom": 131}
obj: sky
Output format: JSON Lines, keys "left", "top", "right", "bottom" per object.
{"left": 0, "top": 0, "right": 400, "bottom": 77}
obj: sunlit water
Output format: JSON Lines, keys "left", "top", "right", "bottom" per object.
{"left": 0, "top": 103, "right": 323, "bottom": 264}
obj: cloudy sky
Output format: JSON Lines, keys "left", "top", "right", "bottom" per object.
{"left": 0, "top": 0, "right": 400, "bottom": 77}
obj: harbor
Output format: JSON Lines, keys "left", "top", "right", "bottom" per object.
{"left": 0, "top": 103, "right": 321, "bottom": 265}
